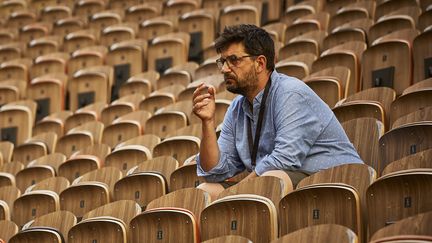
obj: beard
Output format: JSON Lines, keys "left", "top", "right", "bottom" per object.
{"left": 225, "top": 67, "right": 259, "bottom": 97}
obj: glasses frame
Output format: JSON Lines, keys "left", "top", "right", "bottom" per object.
{"left": 216, "top": 55, "right": 256, "bottom": 70}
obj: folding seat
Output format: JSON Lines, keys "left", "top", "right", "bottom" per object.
{"left": 74, "top": 143, "right": 111, "bottom": 161}
{"left": 137, "top": 15, "right": 178, "bottom": 42}
{"left": 156, "top": 69, "right": 191, "bottom": 91}
{"left": 201, "top": 194, "right": 278, "bottom": 243}
{"left": 0, "top": 79, "right": 25, "bottom": 106}
{"left": 418, "top": 8, "right": 432, "bottom": 32}
{"left": 382, "top": 148, "right": 432, "bottom": 175}
{"left": 64, "top": 102, "right": 106, "bottom": 132}
{"left": 281, "top": 4, "right": 315, "bottom": 26}
{"left": 26, "top": 176, "right": 70, "bottom": 196}
{"left": 323, "top": 29, "right": 367, "bottom": 52}
{"left": 88, "top": 10, "right": 123, "bottom": 31}
{"left": 367, "top": 169, "right": 432, "bottom": 238}
{"left": 116, "top": 133, "right": 161, "bottom": 153}
{"left": 100, "top": 23, "right": 138, "bottom": 48}
{"left": 128, "top": 155, "right": 179, "bottom": 186}
{"left": 124, "top": 2, "right": 162, "bottom": 24}
{"left": 40, "top": 5, "right": 72, "bottom": 23}
{"left": 390, "top": 88, "right": 432, "bottom": 127}
{"left": 104, "top": 144, "right": 152, "bottom": 175}
{"left": 59, "top": 167, "right": 123, "bottom": 219}
{"left": 26, "top": 153, "right": 66, "bottom": 175}
{"left": 393, "top": 106, "right": 432, "bottom": 129}
{"left": 368, "top": 15, "right": 416, "bottom": 45}
{"left": 155, "top": 100, "right": 194, "bottom": 123}
{"left": 119, "top": 71, "right": 159, "bottom": 98}
{"left": 203, "top": 235, "right": 252, "bottom": 243}
{"left": 67, "top": 46, "right": 107, "bottom": 80}
{"left": 101, "top": 94, "right": 145, "bottom": 126}
{"left": 12, "top": 132, "right": 57, "bottom": 165}
{"left": 109, "top": 0, "right": 140, "bottom": 10}
{"left": 12, "top": 190, "right": 60, "bottom": 227}
{"left": 139, "top": 92, "right": 175, "bottom": 115}
{"left": 55, "top": 121, "right": 104, "bottom": 157}
{"left": 68, "top": 66, "right": 113, "bottom": 111}
{"left": 52, "top": 17, "right": 86, "bottom": 37}
{"left": 29, "top": 0, "right": 56, "bottom": 13}
{"left": 0, "top": 220, "right": 18, "bottom": 243}
{"left": 144, "top": 112, "right": 188, "bottom": 139}
{"left": 13, "top": 210, "right": 76, "bottom": 243}
{"left": 58, "top": 154, "right": 102, "bottom": 183}
{"left": 63, "top": 29, "right": 100, "bottom": 54}
{"left": 129, "top": 187, "right": 209, "bottom": 243}
{"left": 308, "top": 66, "right": 350, "bottom": 99}
{"left": 29, "top": 53, "right": 69, "bottom": 80}
{"left": 6, "top": 10, "right": 37, "bottom": 30}
{"left": 147, "top": 32, "right": 190, "bottom": 74}
{"left": 370, "top": 210, "right": 432, "bottom": 242}
{"left": 163, "top": 0, "right": 199, "bottom": 16}
{"left": 74, "top": 0, "right": 107, "bottom": 21}
{"left": 329, "top": 5, "right": 370, "bottom": 32}
{"left": 0, "top": 29, "right": 17, "bottom": 46}
{"left": 105, "top": 39, "right": 147, "bottom": 100}
{"left": 26, "top": 36, "right": 63, "bottom": 61}
{"left": 379, "top": 123, "right": 432, "bottom": 174}
{"left": 313, "top": 41, "right": 366, "bottom": 96}
{"left": 153, "top": 136, "right": 200, "bottom": 165}
{"left": 194, "top": 57, "right": 220, "bottom": 80}
{"left": 0, "top": 58, "right": 32, "bottom": 82}
{"left": 272, "top": 224, "right": 358, "bottom": 243}
{"left": 179, "top": 9, "right": 217, "bottom": 63}
{"left": 15, "top": 165, "right": 55, "bottom": 192}
{"left": 284, "top": 18, "right": 321, "bottom": 44}
{"left": 0, "top": 160, "right": 23, "bottom": 175}
{"left": 303, "top": 76, "right": 341, "bottom": 108}
{"left": 0, "top": 103, "right": 33, "bottom": 146}
{"left": 361, "top": 40, "right": 412, "bottom": 96}
{"left": 0, "top": 186, "right": 20, "bottom": 216}
{"left": 0, "top": 0, "right": 26, "bottom": 16}
{"left": 0, "top": 42, "right": 24, "bottom": 63}
{"left": 219, "top": 3, "right": 260, "bottom": 33}
{"left": 170, "top": 160, "right": 205, "bottom": 191}
{"left": 0, "top": 141, "right": 13, "bottom": 164}
{"left": 279, "top": 31, "right": 326, "bottom": 60}
{"left": 279, "top": 184, "right": 362, "bottom": 241}
{"left": 202, "top": 0, "right": 238, "bottom": 9}
{"left": 375, "top": 0, "right": 419, "bottom": 21}
{"left": 0, "top": 199, "right": 10, "bottom": 220}
{"left": 413, "top": 30, "right": 432, "bottom": 84}
{"left": 68, "top": 200, "right": 140, "bottom": 243}
{"left": 275, "top": 53, "right": 317, "bottom": 79}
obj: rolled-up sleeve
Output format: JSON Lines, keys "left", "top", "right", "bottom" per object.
{"left": 254, "top": 91, "right": 327, "bottom": 175}
{"left": 196, "top": 101, "right": 245, "bottom": 182}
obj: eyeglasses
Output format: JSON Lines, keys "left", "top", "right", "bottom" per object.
{"left": 216, "top": 55, "right": 255, "bottom": 70}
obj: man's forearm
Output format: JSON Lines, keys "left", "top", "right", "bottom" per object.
{"left": 199, "top": 120, "right": 220, "bottom": 172}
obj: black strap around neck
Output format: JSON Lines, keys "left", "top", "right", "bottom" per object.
{"left": 247, "top": 77, "right": 272, "bottom": 167}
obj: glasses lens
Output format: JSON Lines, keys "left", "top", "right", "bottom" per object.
{"left": 216, "top": 58, "right": 225, "bottom": 69}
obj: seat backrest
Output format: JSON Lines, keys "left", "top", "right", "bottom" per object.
{"left": 145, "top": 112, "right": 188, "bottom": 139}
{"left": 0, "top": 220, "right": 18, "bottom": 242}
{"left": 15, "top": 166, "right": 55, "bottom": 192}
{"left": 27, "top": 176, "right": 70, "bottom": 195}
{"left": 390, "top": 89, "right": 432, "bottom": 127}
{"left": 105, "top": 145, "right": 151, "bottom": 174}
{"left": 82, "top": 200, "right": 140, "bottom": 226}
{"left": 153, "top": 135, "right": 200, "bottom": 165}
{"left": 29, "top": 210, "right": 77, "bottom": 239}
{"left": 271, "top": 224, "right": 358, "bottom": 243}
{"left": 366, "top": 170, "right": 432, "bottom": 237}
{"left": 382, "top": 148, "right": 432, "bottom": 175}
{"left": 67, "top": 216, "right": 127, "bottom": 243}
{"left": 201, "top": 194, "right": 278, "bottom": 243}
{"left": 413, "top": 25, "right": 432, "bottom": 83}
{"left": 170, "top": 162, "right": 206, "bottom": 191}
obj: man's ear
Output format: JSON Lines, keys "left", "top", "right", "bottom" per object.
{"left": 255, "top": 55, "right": 267, "bottom": 73}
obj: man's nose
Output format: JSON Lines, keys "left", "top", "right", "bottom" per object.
{"left": 220, "top": 62, "right": 231, "bottom": 73}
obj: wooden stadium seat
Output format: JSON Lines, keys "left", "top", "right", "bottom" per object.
{"left": 281, "top": 3, "right": 315, "bottom": 25}
{"left": 106, "top": 39, "right": 148, "bottom": 100}
{"left": 100, "top": 94, "right": 146, "bottom": 125}
{"left": 105, "top": 144, "right": 152, "bottom": 174}
{"left": 124, "top": 3, "right": 162, "bottom": 24}
{"left": 170, "top": 161, "right": 206, "bottom": 191}
{"left": 0, "top": 220, "right": 18, "bottom": 242}
{"left": 0, "top": 103, "right": 33, "bottom": 145}
{"left": 194, "top": 57, "right": 220, "bottom": 80}
{"left": 74, "top": 0, "right": 106, "bottom": 21}
{"left": 0, "top": 42, "right": 24, "bottom": 63}
{"left": 413, "top": 30, "right": 432, "bottom": 84}
{"left": 0, "top": 58, "right": 32, "bottom": 83}
{"left": 366, "top": 169, "right": 432, "bottom": 238}
{"left": 26, "top": 177, "right": 70, "bottom": 196}
{"left": 63, "top": 29, "right": 100, "bottom": 55}
{"left": 393, "top": 106, "right": 432, "bottom": 129}
{"left": 137, "top": 15, "right": 177, "bottom": 42}
{"left": 0, "top": 0, "right": 27, "bottom": 16}
{"left": 27, "top": 153, "right": 66, "bottom": 176}
{"left": 0, "top": 200, "right": 10, "bottom": 221}
{"left": 153, "top": 135, "right": 199, "bottom": 165}
{"left": 284, "top": 19, "right": 321, "bottom": 44}
{"left": 15, "top": 166, "right": 55, "bottom": 192}
{"left": 68, "top": 200, "right": 140, "bottom": 243}
{"left": 304, "top": 76, "right": 341, "bottom": 108}
{"left": 130, "top": 207, "right": 199, "bottom": 243}
{"left": 334, "top": 102, "right": 385, "bottom": 132}
{"left": 0, "top": 141, "right": 13, "bottom": 164}
{"left": 139, "top": 92, "right": 175, "bottom": 115}
{"left": 163, "top": 0, "right": 198, "bottom": 16}
{"left": 391, "top": 88, "right": 432, "bottom": 127}
{"left": 116, "top": 134, "right": 161, "bottom": 153}
{"left": 12, "top": 135, "right": 51, "bottom": 166}
{"left": 279, "top": 30, "right": 326, "bottom": 60}
{"left": 341, "top": 118, "right": 383, "bottom": 172}
{"left": 128, "top": 155, "right": 178, "bottom": 188}
{"left": 418, "top": 8, "right": 432, "bottom": 32}
{"left": 361, "top": 40, "right": 412, "bottom": 95}
{"left": 0, "top": 172, "right": 15, "bottom": 188}
{"left": 145, "top": 112, "right": 188, "bottom": 139}
{"left": 368, "top": 15, "right": 416, "bottom": 45}
{"left": 276, "top": 53, "right": 317, "bottom": 79}
{"left": 370, "top": 211, "right": 432, "bottom": 242}
{"left": 100, "top": 23, "right": 138, "bottom": 48}
{"left": 88, "top": 10, "right": 122, "bottom": 31}
{"left": 375, "top": 0, "right": 419, "bottom": 21}
{"left": 6, "top": 10, "right": 36, "bottom": 30}
{"left": 40, "top": 5, "right": 72, "bottom": 23}
{"left": 26, "top": 36, "right": 62, "bottom": 61}
{"left": 18, "top": 22, "right": 51, "bottom": 44}
{"left": 309, "top": 66, "right": 351, "bottom": 99}
{"left": 27, "top": 73, "right": 68, "bottom": 121}
{"left": 156, "top": 69, "right": 191, "bottom": 91}
{"left": 382, "top": 148, "right": 432, "bottom": 175}
{"left": 0, "top": 79, "right": 25, "bottom": 106}
{"left": 147, "top": 32, "right": 190, "bottom": 74}
{"left": 74, "top": 166, "right": 123, "bottom": 196}
{"left": 403, "top": 77, "right": 432, "bottom": 94}
{"left": 0, "top": 186, "right": 21, "bottom": 213}
{"left": 19, "top": 210, "right": 76, "bottom": 242}
{"left": 272, "top": 224, "right": 358, "bottom": 243}
{"left": 64, "top": 102, "right": 106, "bottom": 132}
{"left": 202, "top": 0, "right": 238, "bottom": 9}
{"left": 203, "top": 235, "right": 252, "bottom": 243}
{"left": 279, "top": 184, "right": 362, "bottom": 241}
{"left": 219, "top": 4, "right": 260, "bottom": 33}
{"left": 329, "top": 5, "right": 370, "bottom": 31}
{"left": 0, "top": 161, "right": 23, "bottom": 176}
{"left": 379, "top": 123, "right": 432, "bottom": 174}
{"left": 12, "top": 190, "right": 60, "bottom": 227}
{"left": 119, "top": 71, "right": 158, "bottom": 98}
{"left": 52, "top": 17, "right": 86, "bottom": 37}
{"left": 67, "top": 46, "right": 107, "bottom": 77}
{"left": 58, "top": 155, "right": 101, "bottom": 182}
{"left": 323, "top": 28, "right": 366, "bottom": 52}
{"left": 30, "top": 53, "right": 69, "bottom": 80}
{"left": 201, "top": 194, "right": 278, "bottom": 243}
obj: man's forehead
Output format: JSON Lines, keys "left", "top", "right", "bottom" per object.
{"left": 220, "top": 42, "right": 246, "bottom": 56}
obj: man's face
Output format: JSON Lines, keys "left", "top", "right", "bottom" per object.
{"left": 218, "top": 42, "right": 259, "bottom": 96}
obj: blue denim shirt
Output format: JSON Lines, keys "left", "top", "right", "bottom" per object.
{"left": 197, "top": 71, "right": 363, "bottom": 182}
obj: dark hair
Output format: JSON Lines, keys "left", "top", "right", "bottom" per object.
{"left": 214, "top": 24, "right": 275, "bottom": 71}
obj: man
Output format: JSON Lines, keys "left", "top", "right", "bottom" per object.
{"left": 192, "top": 24, "right": 363, "bottom": 200}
